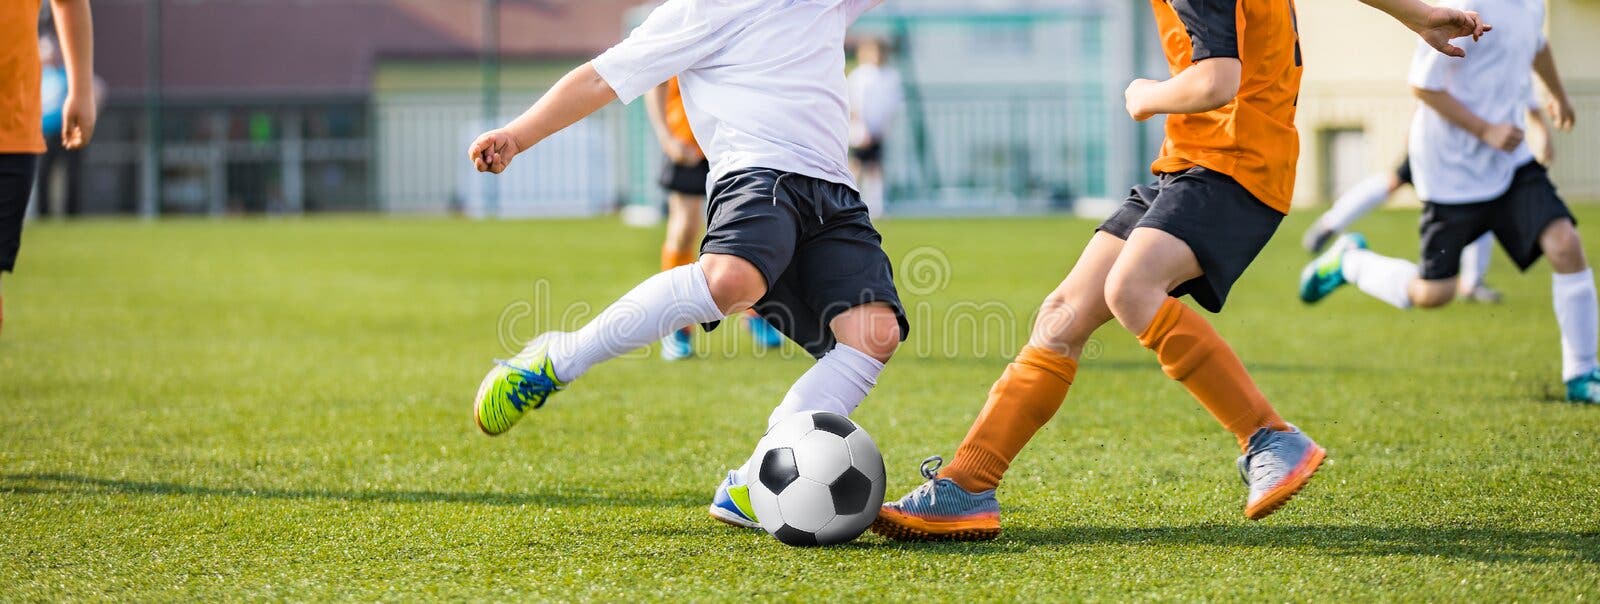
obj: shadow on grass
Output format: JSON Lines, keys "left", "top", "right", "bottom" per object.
{"left": 0, "top": 472, "right": 702, "bottom": 509}
{"left": 999, "top": 524, "right": 1600, "bottom": 564}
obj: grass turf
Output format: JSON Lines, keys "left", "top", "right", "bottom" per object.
{"left": 2, "top": 209, "right": 1598, "bottom": 600}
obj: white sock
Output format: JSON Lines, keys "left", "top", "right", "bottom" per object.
{"left": 765, "top": 343, "right": 885, "bottom": 428}
{"left": 1319, "top": 173, "right": 1393, "bottom": 232}
{"left": 1552, "top": 268, "right": 1599, "bottom": 381}
{"left": 547, "top": 263, "right": 724, "bottom": 382}
{"left": 1458, "top": 233, "right": 1493, "bottom": 292}
{"left": 1342, "top": 249, "right": 1418, "bottom": 309}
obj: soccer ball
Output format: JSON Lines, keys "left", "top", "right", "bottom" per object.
{"left": 746, "top": 411, "right": 886, "bottom": 546}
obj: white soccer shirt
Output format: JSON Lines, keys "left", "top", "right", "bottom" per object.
{"left": 848, "top": 63, "right": 904, "bottom": 140}
{"left": 1407, "top": 0, "right": 1545, "bottom": 204}
{"left": 593, "top": 0, "right": 885, "bottom": 191}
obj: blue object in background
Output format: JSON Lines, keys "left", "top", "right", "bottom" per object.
{"left": 40, "top": 65, "right": 67, "bottom": 136}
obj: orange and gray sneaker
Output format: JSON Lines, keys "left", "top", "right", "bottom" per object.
{"left": 1238, "top": 425, "right": 1326, "bottom": 520}
{"left": 871, "top": 456, "right": 1001, "bottom": 541}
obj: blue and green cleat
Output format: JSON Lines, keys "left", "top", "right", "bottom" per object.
{"left": 473, "top": 334, "right": 566, "bottom": 436}
{"left": 1565, "top": 369, "right": 1600, "bottom": 404}
{"left": 1299, "top": 233, "right": 1367, "bottom": 304}
{"left": 871, "top": 456, "right": 1001, "bottom": 541}
{"left": 708, "top": 470, "right": 760, "bottom": 529}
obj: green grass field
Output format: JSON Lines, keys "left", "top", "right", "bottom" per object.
{"left": 3, "top": 209, "right": 1598, "bottom": 600}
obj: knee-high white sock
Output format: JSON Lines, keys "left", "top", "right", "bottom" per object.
{"left": 1319, "top": 174, "right": 1393, "bottom": 232}
{"left": 1458, "top": 233, "right": 1493, "bottom": 291}
{"left": 1552, "top": 269, "right": 1599, "bottom": 381}
{"left": 1342, "top": 249, "right": 1418, "bottom": 309}
{"left": 766, "top": 343, "right": 885, "bottom": 428}
{"left": 547, "top": 263, "right": 724, "bottom": 382}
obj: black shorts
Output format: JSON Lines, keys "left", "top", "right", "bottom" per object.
{"left": 0, "top": 154, "right": 39, "bottom": 273}
{"left": 659, "top": 159, "right": 710, "bottom": 197}
{"left": 700, "top": 168, "right": 908, "bottom": 358}
{"left": 1097, "top": 167, "right": 1283, "bottom": 313}
{"left": 1395, "top": 156, "right": 1413, "bottom": 187}
{"left": 1418, "top": 161, "right": 1574, "bottom": 280}
{"left": 850, "top": 141, "right": 882, "bottom": 165}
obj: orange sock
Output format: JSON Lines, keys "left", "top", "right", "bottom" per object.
{"left": 939, "top": 346, "right": 1077, "bottom": 493}
{"left": 661, "top": 246, "right": 697, "bottom": 272}
{"left": 1138, "top": 297, "right": 1288, "bottom": 450}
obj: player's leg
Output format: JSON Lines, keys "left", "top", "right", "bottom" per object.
{"left": 659, "top": 191, "right": 704, "bottom": 360}
{"left": 1301, "top": 201, "right": 1482, "bottom": 310}
{"left": 1302, "top": 162, "right": 1406, "bottom": 253}
{"left": 0, "top": 154, "right": 39, "bottom": 336}
{"left": 1108, "top": 225, "right": 1322, "bottom": 520}
{"left": 1457, "top": 233, "right": 1502, "bottom": 303}
{"left": 713, "top": 174, "right": 905, "bottom": 527}
{"left": 875, "top": 187, "right": 1160, "bottom": 542}
{"left": 473, "top": 170, "right": 793, "bottom": 436}
{"left": 873, "top": 232, "right": 1119, "bottom": 541}
{"left": 1491, "top": 163, "right": 1600, "bottom": 402}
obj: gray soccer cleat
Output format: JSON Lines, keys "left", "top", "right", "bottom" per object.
{"left": 1237, "top": 426, "right": 1327, "bottom": 520}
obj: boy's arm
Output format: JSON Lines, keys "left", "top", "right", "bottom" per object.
{"left": 469, "top": 63, "right": 616, "bottom": 174}
{"left": 1359, "top": 0, "right": 1490, "bottom": 57}
{"left": 1534, "top": 43, "right": 1575, "bottom": 131}
{"left": 1124, "top": 0, "right": 1242, "bottom": 121}
{"left": 1125, "top": 59, "right": 1242, "bottom": 121}
{"left": 1413, "top": 86, "right": 1523, "bottom": 152}
{"left": 1529, "top": 103, "right": 1555, "bottom": 165}
{"left": 51, "top": 0, "right": 95, "bottom": 149}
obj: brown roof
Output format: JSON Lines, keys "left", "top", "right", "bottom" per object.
{"left": 93, "top": 0, "right": 650, "bottom": 99}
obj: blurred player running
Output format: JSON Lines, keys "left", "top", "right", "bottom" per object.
{"left": 872, "top": 0, "right": 1489, "bottom": 541}
{"left": 0, "top": 0, "right": 95, "bottom": 336}
{"left": 1300, "top": 0, "right": 1593, "bottom": 402}
{"left": 1302, "top": 97, "right": 1558, "bottom": 303}
{"left": 467, "top": 0, "right": 905, "bottom": 529}
{"left": 644, "top": 77, "right": 783, "bottom": 361}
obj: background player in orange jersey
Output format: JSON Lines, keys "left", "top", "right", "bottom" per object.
{"left": 871, "top": 0, "right": 1489, "bottom": 541}
{"left": 0, "top": 0, "right": 94, "bottom": 336}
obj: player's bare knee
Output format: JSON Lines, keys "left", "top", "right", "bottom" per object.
{"left": 1411, "top": 279, "right": 1457, "bottom": 309}
{"left": 1103, "top": 269, "right": 1163, "bottom": 331}
{"left": 699, "top": 254, "right": 767, "bottom": 314}
{"left": 1031, "top": 293, "right": 1093, "bottom": 355}
{"left": 1541, "top": 220, "right": 1588, "bottom": 273}
{"left": 831, "top": 303, "right": 901, "bottom": 363}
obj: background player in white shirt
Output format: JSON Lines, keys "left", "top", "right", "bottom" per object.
{"left": 847, "top": 38, "right": 903, "bottom": 219}
{"left": 1300, "top": 92, "right": 1558, "bottom": 304}
{"left": 1299, "top": 0, "right": 1596, "bottom": 402}
{"left": 466, "top": 0, "right": 905, "bottom": 528}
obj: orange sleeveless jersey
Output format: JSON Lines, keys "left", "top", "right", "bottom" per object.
{"left": 0, "top": 0, "right": 44, "bottom": 154}
{"left": 1150, "top": 0, "right": 1303, "bottom": 214}
{"left": 664, "top": 77, "right": 701, "bottom": 152}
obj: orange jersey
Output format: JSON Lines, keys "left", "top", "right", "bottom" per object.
{"left": 663, "top": 77, "right": 700, "bottom": 151}
{"left": 1150, "top": 0, "right": 1303, "bottom": 214}
{"left": 0, "top": 0, "right": 44, "bottom": 154}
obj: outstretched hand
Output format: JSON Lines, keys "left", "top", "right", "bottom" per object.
{"left": 468, "top": 129, "right": 521, "bottom": 174}
{"left": 1411, "top": 8, "right": 1491, "bottom": 57}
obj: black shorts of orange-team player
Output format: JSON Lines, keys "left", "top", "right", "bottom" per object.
{"left": 1100, "top": 0, "right": 1303, "bottom": 313}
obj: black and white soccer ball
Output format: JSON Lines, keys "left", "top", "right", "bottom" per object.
{"left": 746, "top": 411, "right": 886, "bottom": 546}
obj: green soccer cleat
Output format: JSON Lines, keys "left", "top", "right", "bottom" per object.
{"left": 473, "top": 334, "right": 567, "bottom": 436}
{"left": 1299, "top": 233, "right": 1367, "bottom": 304}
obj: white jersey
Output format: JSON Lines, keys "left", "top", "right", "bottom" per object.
{"left": 1407, "top": 0, "right": 1545, "bottom": 204}
{"left": 593, "top": 0, "right": 885, "bottom": 191}
{"left": 847, "top": 63, "right": 904, "bottom": 139}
